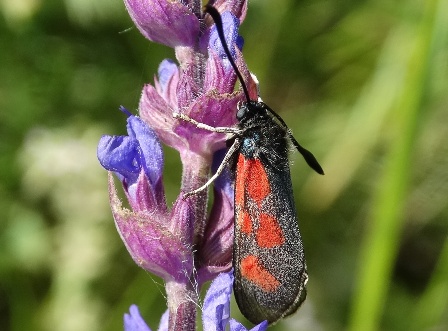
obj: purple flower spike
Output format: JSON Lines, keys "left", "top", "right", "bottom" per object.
{"left": 124, "top": 305, "right": 152, "bottom": 331}
{"left": 157, "top": 59, "right": 178, "bottom": 94}
{"left": 203, "top": 271, "right": 233, "bottom": 331}
{"left": 124, "top": 0, "right": 200, "bottom": 47}
{"left": 157, "top": 310, "right": 169, "bottom": 331}
{"left": 100, "top": 2, "right": 264, "bottom": 330}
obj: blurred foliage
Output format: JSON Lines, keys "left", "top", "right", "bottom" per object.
{"left": 0, "top": 0, "right": 447, "bottom": 330}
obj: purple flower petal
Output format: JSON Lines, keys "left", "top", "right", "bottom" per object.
{"left": 204, "top": 50, "right": 239, "bottom": 94}
{"left": 139, "top": 83, "right": 186, "bottom": 151}
{"left": 124, "top": 305, "right": 152, "bottom": 331}
{"left": 169, "top": 195, "right": 195, "bottom": 247}
{"left": 98, "top": 111, "right": 165, "bottom": 208}
{"left": 157, "top": 59, "right": 178, "bottom": 93}
{"left": 202, "top": 271, "right": 233, "bottom": 331}
{"left": 157, "top": 310, "right": 169, "bottom": 331}
{"left": 126, "top": 115, "right": 164, "bottom": 188}
{"left": 173, "top": 93, "right": 240, "bottom": 155}
{"left": 126, "top": 170, "right": 159, "bottom": 213}
{"left": 98, "top": 135, "right": 140, "bottom": 183}
{"left": 201, "top": 271, "right": 269, "bottom": 331}
{"left": 109, "top": 174, "right": 192, "bottom": 282}
{"left": 251, "top": 321, "right": 269, "bottom": 331}
{"left": 124, "top": 0, "right": 200, "bottom": 47}
{"left": 228, "top": 319, "right": 268, "bottom": 331}
{"left": 97, "top": 112, "right": 163, "bottom": 189}
{"left": 209, "top": 11, "right": 244, "bottom": 67}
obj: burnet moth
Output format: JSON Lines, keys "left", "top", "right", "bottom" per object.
{"left": 174, "top": 5, "right": 324, "bottom": 325}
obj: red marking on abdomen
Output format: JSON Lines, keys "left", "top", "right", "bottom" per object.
{"left": 237, "top": 209, "right": 253, "bottom": 234}
{"left": 240, "top": 255, "right": 280, "bottom": 292}
{"left": 256, "top": 213, "right": 285, "bottom": 248}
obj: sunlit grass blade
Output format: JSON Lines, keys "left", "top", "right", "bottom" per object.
{"left": 409, "top": 0, "right": 448, "bottom": 329}
{"left": 347, "top": 0, "right": 439, "bottom": 330}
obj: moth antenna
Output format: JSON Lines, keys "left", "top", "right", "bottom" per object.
{"left": 205, "top": 4, "right": 251, "bottom": 103}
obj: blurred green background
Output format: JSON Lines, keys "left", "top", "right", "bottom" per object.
{"left": 1, "top": 0, "right": 447, "bottom": 330}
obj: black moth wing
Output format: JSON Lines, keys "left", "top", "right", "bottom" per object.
{"left": 232, "top": 102, "right": 308, "bottom": 324}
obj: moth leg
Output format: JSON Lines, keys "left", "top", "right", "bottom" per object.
{"left": 183, "top": 138, "right": 241, "bottom": 198}
{"left": 173, "top": 112, "right": 243, "bottom": 135}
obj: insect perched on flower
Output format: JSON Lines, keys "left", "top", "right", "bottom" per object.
{"left": 174, "top": 5, "right": 324, "bottom": 325}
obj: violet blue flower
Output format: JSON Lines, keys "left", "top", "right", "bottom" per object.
{"left": 124, "top": 271, "right": 268, "bottom": 331}
{"left": 98, "top": 107, "right": 165, "bottom": 211}
{"left": 98, "top": 1, "right": 262, "bottom": 330}
{"left": 124, "top": 305, "right": 154, "bottom": 331}
{"left": 203, "top": 271, "right": 268, "bottom": 331}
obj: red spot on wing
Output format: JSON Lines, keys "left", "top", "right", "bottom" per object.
{"left": 237, "top": 209, "right": 253, "bottom": 234}
{"left": 235, "top": 154, "right": 271, "bottom": 205}
{"left": 240, "top": 255, "right": 280, "bottom": 292}
{"left": 256, "top": 213, "right": 285, "bottom": 248}
{"left": 246, "top": 159, "right": 271, "bottom": 204}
